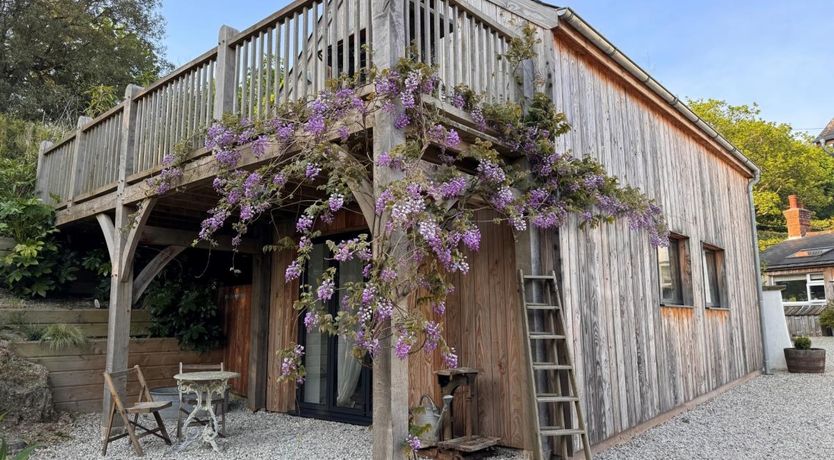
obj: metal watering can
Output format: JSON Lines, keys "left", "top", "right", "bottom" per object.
{"left": 415, "top": 394, "right": 454, "bottom": 444}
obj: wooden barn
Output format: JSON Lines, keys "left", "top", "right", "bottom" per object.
{"left": 34, "top": 0, "right": 764, "bottom": 458}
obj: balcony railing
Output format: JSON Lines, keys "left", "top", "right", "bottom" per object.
{"left": 36, "top": 0, "right": 519, "bottom": 209}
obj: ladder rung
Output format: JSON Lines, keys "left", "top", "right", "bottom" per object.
{"left": 529, "top": 333, "right": 565, "bottom": 340}
{"left": 536, "top": 394, "right": 579, "bottom": 403}
{"left": 523, "top": 275, "right": 555, "bottom": 280}
{"left": 526, "top": 304, "right": 560, "bottom": 310}
{"left": 539, "top": 428, "right": 585, "bottom": 437}
{"left": 532, "top": 363, "right": 572, "bottom": 371}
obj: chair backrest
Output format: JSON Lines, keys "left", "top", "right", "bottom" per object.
{"left": 103, "top": 365, "right": 153, "bottom": 411}
{"left": 179, "top": 362, "right": 224, "bottom": 373}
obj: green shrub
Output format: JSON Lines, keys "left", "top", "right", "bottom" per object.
{"left": 793, "top": 336, "right": 812, "bottom": 350}
{"left": 819, "top": 301, "right": 834, "bottom": 331}
{"left": 0, "top": 199, "right": 78, "bottom": 297}
{"left": 143, "top": 279, "right": 224, "bottom": 352}
{"left": 40, "top": 324, "right": 87, "bottom": 351}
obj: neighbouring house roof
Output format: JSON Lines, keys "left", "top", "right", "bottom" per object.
{"left": 816, "top": 118, "right": 834, "bottom": 144}
{"left": 762, "top": 233, "right": 834, "bottom": 271}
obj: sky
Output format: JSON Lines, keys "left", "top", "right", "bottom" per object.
{"left": 161, "top": 0, "right": 834, "bottom": 136}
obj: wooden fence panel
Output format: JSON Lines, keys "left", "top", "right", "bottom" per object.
{"left": 0, "top": 308, "right": 152, "bottom": 338}
{"left": 11, "top": 338, "right": 223, "bottom": 413}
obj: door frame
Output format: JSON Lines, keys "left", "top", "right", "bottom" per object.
{"left": 295, "top": 231, "right": 373, "bottom": 425}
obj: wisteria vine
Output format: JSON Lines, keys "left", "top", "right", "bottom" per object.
{"left": 149, "top": 55, "right": 668, "bottom": 398}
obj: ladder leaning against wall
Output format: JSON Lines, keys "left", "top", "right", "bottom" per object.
{"left": 518, "top": 270, "right": 592, "bottom": 460}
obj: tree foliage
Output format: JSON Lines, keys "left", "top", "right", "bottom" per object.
{"left": 0, "top": 0, "right": 171, "bottom": 122}
{"left": 689, "top": 99, "right": 834, "bottom": 229}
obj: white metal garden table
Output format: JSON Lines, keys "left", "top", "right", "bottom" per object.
{"left": 173, "top": 370, "right": 239, "bottom": 452}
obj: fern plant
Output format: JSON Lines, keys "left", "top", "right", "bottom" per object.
{"left": 40, "top": 324, "right": 87, "bottom": 351}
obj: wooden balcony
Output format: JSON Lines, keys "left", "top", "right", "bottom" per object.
{"left": 35, "top": 0, "right": 520, "bottom": 226}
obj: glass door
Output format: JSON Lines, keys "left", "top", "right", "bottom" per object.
{"left": 297, "top": 235, "right": 372, "bottom": 424}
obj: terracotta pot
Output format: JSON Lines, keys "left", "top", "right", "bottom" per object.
{"left": 784, "top": 348, "right": 826, "bottom": 373}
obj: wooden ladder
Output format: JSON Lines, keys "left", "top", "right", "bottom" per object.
{"left": 519, "top": 270, "right": 592, "bottom": 460}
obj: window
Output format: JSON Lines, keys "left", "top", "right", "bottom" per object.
{"left": 658, "top": 235, "right": 692, "bottom": 306}
{"left": 774, "top": 273, "right": 827, "bottom": 305}
{"left": 787, "top": 247, "right": 833, "bottom": 258}
{"left": 702, "top": 245, "right": 727, "bottom": 308}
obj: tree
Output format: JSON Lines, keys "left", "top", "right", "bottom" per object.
{"left": 0, "top": 0, "right": 171, "bottom": 123}
{"left": 689, "top": 99, "right": 834, "bottom": 229}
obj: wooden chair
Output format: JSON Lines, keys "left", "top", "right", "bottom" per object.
{"left": 176, "top": 362, "right": 229, "bottom": 440}
{"left": 102, "top": 365, "right": 172, "bottom": 456}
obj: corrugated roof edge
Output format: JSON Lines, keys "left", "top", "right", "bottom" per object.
{"left": 548, "top": 7, "right": 760, "bottom": 178}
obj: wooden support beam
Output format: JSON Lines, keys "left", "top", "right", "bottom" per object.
{"left": 119, "top": 198, "right": 156, "bottom": 278}
{"left": 132, "top": 246, "right": 186, "bottom": 301}
{"left": 35, "top": 141, "right": 54, "bottom": 201}
{"left": 371, "top": 0, "right": 409, "bottom": 456}
{"left": 139, "top": 225, "right": 262, "bottom": 254}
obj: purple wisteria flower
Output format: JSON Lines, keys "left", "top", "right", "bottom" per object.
{"left": 394, "top": 334, "right": 412, "bottom": 359}
{"left": 394, "top": 113, "right": 411, "bottom": 129}
{"left": 305, "top": 163, "right": 321, "bottom": 179}
{"left": 285, "top": 260, "right": 302, "bottom": 281}
{"left": 296, "top": 214, "right": 314, "bottom": 233}
{"left": 406, "top": 434, "right": 422, "bottom": 451}
{"left": 317, "top": 279, "right": 335, "bottom": 301}
{"left": 442, "top": 348, "right": 458, "bottom": 368}
{"left": 303, "top": 312, "right": 318, "bottom": 331}
{"left": 328, "top": 193, "right": 344, "bottom": 212}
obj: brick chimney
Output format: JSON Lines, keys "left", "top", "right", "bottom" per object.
{"left": 784, "top": 195, "right": 812, "bottom": 239}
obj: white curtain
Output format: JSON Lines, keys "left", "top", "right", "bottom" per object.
{"left": 336, "top": 335, "right": 362, "bottom": 407}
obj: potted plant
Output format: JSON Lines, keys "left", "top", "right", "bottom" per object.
{"left": 784, "top": 336, "right": 826, "bottom": 373}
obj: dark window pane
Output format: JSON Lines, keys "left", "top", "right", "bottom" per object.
{"left": 780, "top": 279, "right": 809, "bottom": 303}
{"left": 658, "top": 242, "right": 683, "bottom": 305}
{"left": 703, "top": 249, "right": 722, "bottom": 307}
{"left": 810, "top": 284, "right": 826, "bottom": 301}
{"left": 303, "top": 243, "right": 328, "bottom": 405}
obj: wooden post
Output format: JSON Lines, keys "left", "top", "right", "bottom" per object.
{"left": 214, "top": 25, "right": 240, "bottom": 120}
{"left": 35, "top": 141, "right": 53, "bottom": 201}
{"left": 67, "top": 116, "right": 92, "bottom": 206}
{"left": 99, "top": 83, "right": 152, "bottom": 432}
{"left": 372, "top": 0, "right": 409, "bottom": 458}
{"left": 248, "top": 249, "right": 271, "bottom": 410}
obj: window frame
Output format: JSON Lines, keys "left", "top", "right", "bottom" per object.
{"left": 773, "top": 272, "right": 827, "bottom": 306}
{"left": 657, "top": 234, "right": 693, "bottom": 307}
{"left": 702, "top": 243, "right": 728, "bottom": 309}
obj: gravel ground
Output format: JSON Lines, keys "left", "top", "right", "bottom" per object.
{"left": 597, "top": 336, "right": 834, "bottom": 460}
{"left": 32, "top": 410, "right": 373, "bottom": 459}
{"left": 29, "top": 409, "right": 524, "bottom": 459}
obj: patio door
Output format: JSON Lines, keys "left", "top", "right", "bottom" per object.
{"left": 297, "top": 236, "right": 372, "bottom": 424}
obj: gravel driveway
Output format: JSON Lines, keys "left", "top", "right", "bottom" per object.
{"left": 597, "top": 337, "right": 834, "bottom": 460}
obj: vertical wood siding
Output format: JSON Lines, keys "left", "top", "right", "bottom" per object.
{"left": 550, "top": 31, "right": 762, "bottom": 444}
{"left": 220, "top": 284, "right": 252, "bottom": 396}
{"left": 407, "top": 210, "right": 534, "bottom": 450}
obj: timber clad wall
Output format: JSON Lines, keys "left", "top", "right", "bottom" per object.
{"left": 408, "top": 210, "right": 534, "bottom": 450}
{"left": 550, "top": 28, "right": 762, "bottom": 444}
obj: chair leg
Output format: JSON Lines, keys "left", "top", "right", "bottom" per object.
{"left": 119, "top": 409, "right": 144, "bottom": 456}
{"left": 101, "top": 403, "right": 116, "bottom": 456}
{"left": 153, "top": 411, "right": 173, "bottom": 446}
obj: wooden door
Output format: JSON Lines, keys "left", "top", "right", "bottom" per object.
{"left": 220, "top": 285, "right": 251, "bottom": 396}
